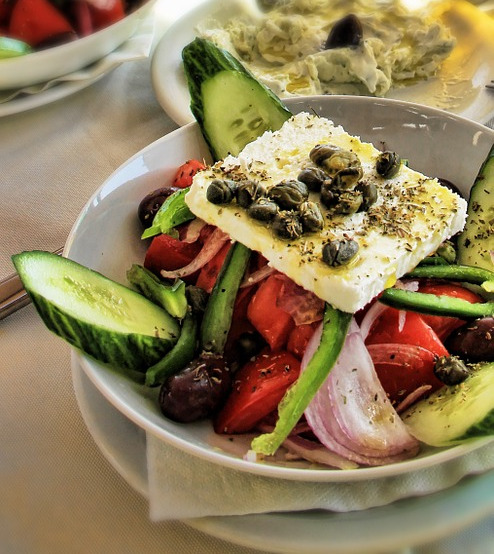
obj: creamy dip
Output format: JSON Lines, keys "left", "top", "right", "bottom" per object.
{"left": 196, "top": 0, "right": 455, "bottom": 97}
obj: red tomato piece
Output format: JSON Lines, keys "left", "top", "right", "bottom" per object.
{"left": 144, "top": 233, "right": 202, "bottom": 277}
{"left": 368, "top": 343, "right": 444, "bottom": 405}
{"left": 9, "top": 0, "right": 75, "bottom": 47}
{"left": 87, "top": 0, "right": 125, "bottom": 31}
{"left": 365, "top": 307, "right": 448, "bottom": 358}
{"left": 172, "top": 159, "right": 206, "bottom": 188}
{"left": 195, "top": 241, "right": 231, "bottom": 293}
{"left": 287, "top": 322, "right": 318, "bottom": 359}
{"left": 214, "top": 351, "right": 300, "bottom": 434}
{"left": 417, "top": 281, "right": 484, "bottom": 341}
{"left": 247, "top": 274, "right": 295, "bottom": 351}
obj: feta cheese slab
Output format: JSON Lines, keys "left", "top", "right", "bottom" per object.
{"left": 186, "top": 113, "right": 467, "bottom": 313}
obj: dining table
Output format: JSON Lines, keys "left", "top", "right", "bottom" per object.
{"left": 2, "top": 1, "right": 494, "bottom": 553}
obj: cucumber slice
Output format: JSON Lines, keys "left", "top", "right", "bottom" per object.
{"left": 0, "top": 37, "right": 33, "bottom": 59}
{"left": 457, "top": 144, "right": 494, "bottom": 271}
{"left": 12, "top": 251, "right": 180, "bottom": 374}
{"left": 402, "top": 362, "right": 494, "bottom": 446}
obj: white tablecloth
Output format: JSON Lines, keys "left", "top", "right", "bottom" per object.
{"left": 2, "top": 2, "right": 494, "bottom": 552}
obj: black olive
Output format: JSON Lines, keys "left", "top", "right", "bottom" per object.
{"left": 206, "top": 179, "right": 238, "bottom": 204}
{"left": 376, "top": 151, "right": 401, "bottom": 178}
{"left": 300, "top": 201, "right": 324, "bottom": 232}
{"left": 268, "top": 179, "right": 309, "bottom": 210}
{"left": 433, "top": 355, "right": 470, "bottom": 385}
{"left": 248, "top": 198, "right": 279, "bottom": 222}
{"left": 309, "top": 144, "right": 341, "bottom": 167}
{"left": 158, "top": 354, "right": 231, "bottom": 423}
{"left": 325, "top": 14, "right": 363, "bottom": 49}
{"left": 297, "top": 166, "right": 328, "bottom": 192}
{"left": 356, "top": 181, "right": 378, "bottom": 211}
{"left": 272, "top": 211, "right": 304, "bottom": 240}
{"left": 137, "top": 186, "right": 180, "bottom": 228}
{"left": 322, "top": 238, "right": 359, "bottom": 266}
{"left": 237, "top": 180, "right": 266, "bottom": 208}
{"left": 446, "top": 317, "right": 494, "bottom": 362}
{"left": 234, "top": 331, "right": 267, "bottom": 366}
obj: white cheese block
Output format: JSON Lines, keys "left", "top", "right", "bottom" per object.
{"left": 186, "top": 113, "right": 467, "bottom": 313}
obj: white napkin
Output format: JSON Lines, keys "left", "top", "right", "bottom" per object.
{"left": 0, "top": 14, "right": 156, "bottom": 104}
{"left": 146, "top": 432, "right": 494, "bottom": 520}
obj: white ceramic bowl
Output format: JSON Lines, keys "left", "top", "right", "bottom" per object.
{"left": 0, "top": 0, "right": 155, "bottom": 90}
{"left": 66, "top": 96, "right": 494, "bottom": 482}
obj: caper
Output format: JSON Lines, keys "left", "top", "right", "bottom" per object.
{"left": 237, "top": 180, "right": 266, "bottom": 208}
{"left": 272, "top": 211, "right": 304, "bottom": 240}
{"left": 248, "top": 198, "right": 279, "bottom": 222}
{"left": 376, "top": 151, "right": 401, "bottom": 178}
{"left": 356, "top": 181, "right": 378, "bottom": 211}
{"left": 297, "top": 166, "right": 328, "bottom": 192}
{"left": 322, "top": 238, "right": 359, "bottom": 266}
{"left": 332, "top": 166, "right": 363, "bottom": 189}
{"left": 300, "top": 201, "right": 324, "bottom": 233}
{"left": 433, "top": 355, "right": 470, "bottom": 386}
{"left": 268, "top": 179, "right": 309, "bottom": 210}
{"left": 333, "top": 190, "right": 363, "bottom": 215}
{"left": 320, "top": 180, "right": 337, "bottom": 208}
{"left": 323, "top": 150, "right": 361, "bottom": 178}
{"left": 309, "top": 144, "right": 341, "bottom": 167}
{"left": 206, "top": 179, "right": 237, "bottom": 204}
{"left": 325, "top": 14, "right": 363, "bottom": 49}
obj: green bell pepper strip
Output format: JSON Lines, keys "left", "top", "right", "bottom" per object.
{"left": 141, "top": 188, "right": 195, "bottom": 240}
{"left": 406, "top": 264, "right": 494, "bottom": 293}
{"left": 251, "top": 305, "right": 352, "bottom": 456}
{"left": 379, "top": 288, "right": 494, "bottom": 318}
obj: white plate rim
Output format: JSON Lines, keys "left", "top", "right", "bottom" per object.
{"left": 71, "top": 356, "right": 494, "bottom": 554}
{"left": 150, "top": 0, "right": 494, "bottom": 126}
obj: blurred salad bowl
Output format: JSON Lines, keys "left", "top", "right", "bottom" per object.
{"left": 0, "top": 0, "right": 156, "bottom": 90}
{"left": 62, "top": 95, "right": 494, "bottom": 482}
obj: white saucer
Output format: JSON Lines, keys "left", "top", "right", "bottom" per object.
{"left": 72, "top": 355, "right": 494, "bottom": 554}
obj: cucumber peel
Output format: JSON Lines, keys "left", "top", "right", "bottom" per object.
{"left": 0, "top": 37, "right": 33, "bottom": 58}
{"left": 403, "top": 362, "right": 494, "bottom": 446}
{"left": 251, "top": 306, "right": 352, "bottom": 456}
{"left": 12, "top": 251, "right": 180, "bottom": 374}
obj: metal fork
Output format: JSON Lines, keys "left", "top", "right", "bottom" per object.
{"left": 0, "top": 247, "right": 64, "bottom": 320}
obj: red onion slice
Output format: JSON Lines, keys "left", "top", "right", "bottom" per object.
{"left": 274, "top": 274, "right": 324, "bottom": 326}
{"left": 240, "top": 264, "right": 275, "bottom": 288}
{"left": 181, "top": 218, "right": 207, "bottom": 243}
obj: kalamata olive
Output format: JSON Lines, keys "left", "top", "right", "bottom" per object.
{"left": 248, "top": 198, "right": 279, "bottom": 222}
{"left": 300, "top": 201, "right": 324, "bottom": 232}
{"left": 325, "top": 14, "right": 363, "bottom": 49}
{"left": 206, "top": 179, "right": 237, "bottom": 204}
{"left": 297, "top": 167, "right": 328, "bottom": 192}
{"left": 159, "top": 354, "right": 231, "bottom": 423}
{"left": 437, "top": 178, "right": 466, "bottom": 199}
{"left": 237, "top": 180, "right": 266, "bottom": 208}
{"left": 138, "top": 186, "right": 180, "bottom": 228}
{"left": 376, "top": 151, "right": 401, "bottom": 178}
{"left": 268, "top": 180, "right": 309, "bottom": 210}
{"left": 433, "top": 355, "right": 470, "bottom": 385}
{"left": 322, "top": 238, "right": 359, "bottom": 266}
{"left": 446, "top": 317, "right": 494, "bottom": 362}
{"left": 272, "top": 211, "right": 304, "bottom": 240}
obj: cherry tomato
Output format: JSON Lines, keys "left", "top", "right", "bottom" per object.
{"left": 214, "top": 351, "right": 300, "bottom": 434}
{"left": 417, "top": 281, "right": 484, "bottom": 341}
{"left": 247, "top": 274, "right": 295, "bottom": 351}
{"left": 172, "top": 159, "right": 206, "bottom": 188}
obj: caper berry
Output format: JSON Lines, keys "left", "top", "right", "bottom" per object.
{"left": 376, "top": 151, "right": 401, "bottom": 178}
{"left": 300, "top": 201, "right": 324, "bottom": 232}
{"left": 206, "top": 179, "right": 237, "bottom": 204}
{"left": 309, "top": 144, "right": 341, "bottom": 167}
{"left": 248, "top": 198, "right": 279, "bottom": 222}
{"left": 268, "top": 179, "right": 309, "bottom": 210}
{"left": 333, "top": 190, "right": 363, "bottom": 215}
{"left": 236, "top": 180, "right": 265, "bottom": 208}
{"left": 272, "top": 211, "right": 304, "bottom": 240}
{"left": 297, "top": 166, "right": 328, "bottom": 192}
{"left": 433, "top": 355, "right": 470, "bottom": 386}
{"left": 322, "top": 238, "right": 359, "bottom": 266}
{"left": 325, "top": 14, "right": 363, "bottom": 49}
{"left": 356, "top": 181, "right": 378, "bottom": 211}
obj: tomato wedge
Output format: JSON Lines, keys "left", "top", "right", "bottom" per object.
{"left": 214, "top": 351, "right": 300, "bottom": 434}
{"left": 144, "top": 233, "right": 202, "bottom": 277}
{"left": 287, "top": 322, "right": 318, "bottom": 359}
{"left": 367, "top": 343, "right": 444, "bottom": 405}
{"left": 172, "top": 159, "right": 206, "bottom": 188}
{"left": 247, "top": 274, "right": 295, "bottom": 351}
{"left": 417, "top": 281, "right": 484, "bottom": 341}
{"left": 195, "top": 241, "right": 231, "bottom": 292}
